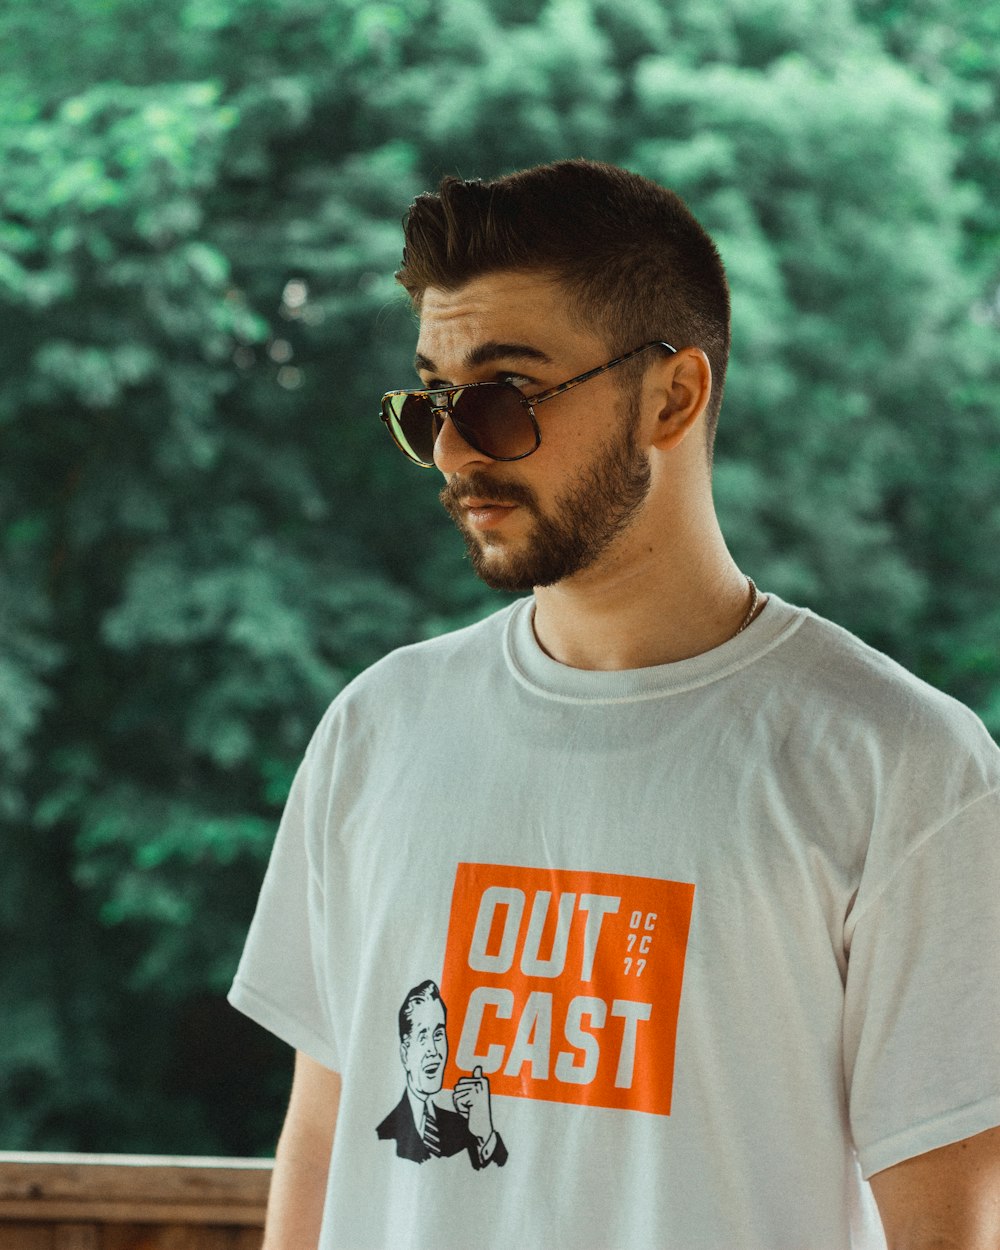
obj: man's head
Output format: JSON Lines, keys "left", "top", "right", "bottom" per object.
{"left": 398, "top": 980, "right": 448, "bottom": 1099}
{"left": 395, "top": 159, "right": 730, "bottom": 445}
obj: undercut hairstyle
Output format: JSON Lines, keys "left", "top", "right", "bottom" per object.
{"left": 398, "top": 979, "right": 446, "bottom": 1043}
{"left": 395, "top": 159, "right": 732, "bottom": 447}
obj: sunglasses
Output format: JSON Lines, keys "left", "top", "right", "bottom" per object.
{"left": 379, "top": 340, "right": 677, "bottom": 467}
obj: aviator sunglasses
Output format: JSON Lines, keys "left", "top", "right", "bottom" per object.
{"left": 379, "top": 340, "right": 677, "bottom": 467}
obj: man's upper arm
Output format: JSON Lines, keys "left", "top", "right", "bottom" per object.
{"left": 869, "top": 1124, "right": 1000, "bottom": 1250}
{"left": 283, "top": 1049, "right": 342, "bottom": 1144}
{"left": 262, "top": 1052, "right": 342, "bottom": 1250}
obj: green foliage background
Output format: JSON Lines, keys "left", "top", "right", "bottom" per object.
{"left": 1, "top": 0, "right": 998, "bottom": 1154}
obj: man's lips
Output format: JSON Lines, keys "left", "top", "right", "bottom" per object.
{"left": 460, "top": 497, "right": 519, "bottom": 528}
{"left": 441, "top": 474, "right": 534, "bottom": 531}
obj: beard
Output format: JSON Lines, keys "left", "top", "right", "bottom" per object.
{"left": 439, "top": 400, "right": 652, "bottom": 593}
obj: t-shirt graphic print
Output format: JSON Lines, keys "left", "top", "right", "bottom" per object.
{"left": 375, "top": 976, "right": 509, "bottom": 1169}
{"left": 443, "top": 863, "right": 693, "bottom": 1115}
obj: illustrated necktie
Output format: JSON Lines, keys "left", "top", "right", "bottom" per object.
{"left": 422, "top": 1101, "right": 442, "bottom": 1157}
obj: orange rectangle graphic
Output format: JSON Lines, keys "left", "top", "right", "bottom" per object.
{"left": 440, "top": 863, "right": 695, "bottom": 1116}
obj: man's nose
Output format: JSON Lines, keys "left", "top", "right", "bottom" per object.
{"left": 432, "top": 409, "right": 491, "bottom": 476}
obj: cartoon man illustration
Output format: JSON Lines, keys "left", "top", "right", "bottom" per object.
{"left": 376, "top": 979, "right": 507, "bottom": 1168}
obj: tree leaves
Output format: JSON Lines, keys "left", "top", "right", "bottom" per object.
{"left": 2, "top": 0, "right": 997, "bottom": 1154}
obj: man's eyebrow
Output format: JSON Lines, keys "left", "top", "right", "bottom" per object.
{"left": 414, "top": 342, "right": 554, "bottom": 375}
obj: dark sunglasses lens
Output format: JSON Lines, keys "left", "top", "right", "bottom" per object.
{"left": 452, "top": 385, "right": 536, "bottom": 459}
{"left": 387, "top": 394, "right": 438, "bottom": 465}
{"left": 385, "top": 384, "right": 536, "bottom": 464}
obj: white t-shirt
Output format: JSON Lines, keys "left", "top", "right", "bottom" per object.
{"left": 229, "top": 594, "right": 1000, "bottom": 1250}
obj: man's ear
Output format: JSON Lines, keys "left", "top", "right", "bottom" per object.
{"left": 649, "top": 347, "right": 712, "bottom": 452}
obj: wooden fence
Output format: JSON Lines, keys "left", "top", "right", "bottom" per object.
{"left": 0, "top": 1154, "right": 272, "bottom": 1250}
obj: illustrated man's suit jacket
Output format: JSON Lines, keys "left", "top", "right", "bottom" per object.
{"left": 376, "top": 1092, "right": 507, "bottom": 1168}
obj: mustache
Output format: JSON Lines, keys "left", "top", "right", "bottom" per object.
{"left": 439, "top": 470, "right": 538, "bottom": 513}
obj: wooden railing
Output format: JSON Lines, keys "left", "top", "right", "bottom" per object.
{"left": 0, "top": 1153, "right": 272, "bottom": 1249}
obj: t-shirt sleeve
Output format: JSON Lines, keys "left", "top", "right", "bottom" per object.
{"left": 228, "top": 736, "right": 341, "bottom": 1072}
{"left": 844, "top": 788, "right": 1000, "bottom": 1178}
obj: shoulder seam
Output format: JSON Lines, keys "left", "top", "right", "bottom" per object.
{"left": 848, "top": 786, "right": 1000, "bottom": 932}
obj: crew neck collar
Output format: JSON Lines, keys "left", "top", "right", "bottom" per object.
{"left": 503, "top": 592, "right": 805, "bottom": 704}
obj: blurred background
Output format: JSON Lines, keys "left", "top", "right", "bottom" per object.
{"left": 1, "top": 0, "right": 998, "bottom": 1157}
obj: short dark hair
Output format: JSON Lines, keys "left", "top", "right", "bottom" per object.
{"left": 396, "top": 159, "right": 731, "bottom": 444}
{"left": 398, "top": 979, "right": 445, "bottom": 1043}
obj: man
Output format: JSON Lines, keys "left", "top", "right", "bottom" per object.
{"left": 375, "top": 979, "right": 507, "bottom": 1168}
{"left": 229, "top": 160, "right": 1000, "bottom": 1249}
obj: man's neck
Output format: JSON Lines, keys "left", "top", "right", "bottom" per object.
{"left": 531, "top": 511, "right": 755, "bottom": 672}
